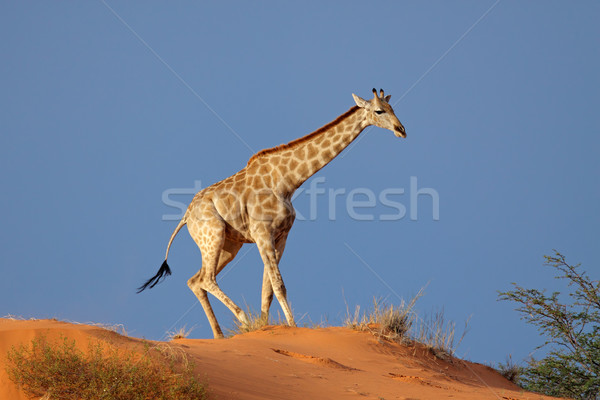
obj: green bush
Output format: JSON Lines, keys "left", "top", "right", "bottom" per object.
{"left": 499, "top": 251, "right": 600, "bottom": 399}
{"left": 6, "top": 335, "right": 208, "bottom": 400}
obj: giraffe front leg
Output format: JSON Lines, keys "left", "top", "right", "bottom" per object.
{"left": 260, "top": 232, "right": 288, "bottom": 322}
{"left": 260, "top": 267, "right": 274, "bottom": 321}
{"left": 266, "top": 263, "right": 295, "bottom": 327}
{"left": 255, "top": 234, "right": 295, "bottom": 327}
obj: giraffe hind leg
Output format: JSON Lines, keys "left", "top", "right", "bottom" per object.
{"left": 187, "top": 218, "right": 246, "bottom": 338}
{"left": 191, "top": 282, "right": 224, "bottom": 338}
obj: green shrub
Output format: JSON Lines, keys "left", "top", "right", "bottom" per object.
{"left": 499, "top": 251, "right": 600, "bottom": 399}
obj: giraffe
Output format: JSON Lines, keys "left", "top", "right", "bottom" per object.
{"left": 138, "top": 89, "right": 406, "bottom": 339}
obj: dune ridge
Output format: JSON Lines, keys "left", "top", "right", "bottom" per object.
{"left": 0, "top": 318, "right": 561, "bottom": 400}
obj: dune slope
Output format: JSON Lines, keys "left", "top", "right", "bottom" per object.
{"left": 0, "top": 319, "right": 558, "bottom": 400}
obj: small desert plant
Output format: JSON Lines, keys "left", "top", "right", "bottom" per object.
{"left": 227, "top": 305, "right": 288, "bottom": 336}
{"left": 496, "top": 354, "right": 523, "bottom": 384}
{"left": 152, "top": 342, "right": 191, "bottom": 369}
{"left": 345, "top": 289, "right": 469, "bottom": 358}
{"left": 412, "top": 308, "right": 470, "bottom": 358}
{"left": 305, "top": 318, "right": 329, "bottom": 329}
{"left": 345, "top": 291, "right": 422, "bottom": 342}
{"left": 2, "top": 314, "right": 28, "bottom": 320}
{"left": 80, "top": 321, "right": 128, "bottom": 336}
{"left": 6, "top": 335, "right": 208, "bottom": 400}
{"left": 167, "top": 325, "right": 194, "bottom": 340}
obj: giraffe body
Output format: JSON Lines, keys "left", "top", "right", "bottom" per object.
{"left": 139, "top": 89, "right": 406, "bottom": 338}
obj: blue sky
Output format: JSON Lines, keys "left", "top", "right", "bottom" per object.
{"left": 1, "top": 1, "right": 598, "bottom": 365}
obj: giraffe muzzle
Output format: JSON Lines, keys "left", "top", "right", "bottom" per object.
{"left": 394, "top": 125, "right": 406, "bottom": 138}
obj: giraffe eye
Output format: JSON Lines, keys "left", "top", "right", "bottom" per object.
{"left": 375, "top": 110, "right": 385, "bottom": 115}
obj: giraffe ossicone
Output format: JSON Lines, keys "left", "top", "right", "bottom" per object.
{"left": 138, "top": 89, "right": 406, "bottom": 339}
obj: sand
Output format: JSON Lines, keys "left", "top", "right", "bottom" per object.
{"left": 0, "top": 318, "right": 561, "bottom": 400}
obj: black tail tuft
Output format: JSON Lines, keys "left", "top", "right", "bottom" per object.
{"left": 137, "top": 260, "right": 172, "bottom": 293}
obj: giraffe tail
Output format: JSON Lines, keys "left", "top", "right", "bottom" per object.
{"left": 137, "top": 214, "right": 188, "bottom": 293}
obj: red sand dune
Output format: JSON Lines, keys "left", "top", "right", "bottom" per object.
{"left": 0, "top": 318, "right": 562, "bottom": 400}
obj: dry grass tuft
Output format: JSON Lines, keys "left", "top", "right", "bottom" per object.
{"left": 496, "top": 354, "right": 523, "bottom": 384}
{"left": 345, "top": 288, "right": 469, "bottom": 359}
{"left": 5, "top": 335, "right": 208, "bottom": 400}
{"left": 228, "top": 310, "right": 269, "bottom": 336}
{"left": 413, "top": 309, "right": 470, "bottom": 359}
{"left": 227, "top": 305, "right": 289, "bottom": 336}
{"left": 75, "top": 321, "right": 129, "bottom": 336}
{"left": 153, "top": 342, "right": 191, "bottom": 369}
{"left": 345, "top": 290, "right": 423, "bottom": 343}
{"left": 300, "top": 313, "right": 330, "bottom": 329}
{"left": 1, "top": 316, "right": 129, "bottom": 336}
{"left": 166, "top": 325, "right": 194, "bottom": 340}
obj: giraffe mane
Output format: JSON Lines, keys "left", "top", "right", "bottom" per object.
{"left": 247, "top": 105, "right": 360, "bottom": 165}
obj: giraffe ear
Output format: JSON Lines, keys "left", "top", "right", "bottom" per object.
{"left": 384, "top": 94, "right": 391, "bottom": 103}
{"left": 352, "top": 93, "right": 369, "bottom": 108}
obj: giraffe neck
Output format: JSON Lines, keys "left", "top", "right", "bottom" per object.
{"left": 248, "top": 106, "right": 368, "bottom": 195}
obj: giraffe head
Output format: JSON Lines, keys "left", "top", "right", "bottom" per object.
{"left": 352, "top": 88, "right": 406, "bottom": 138}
